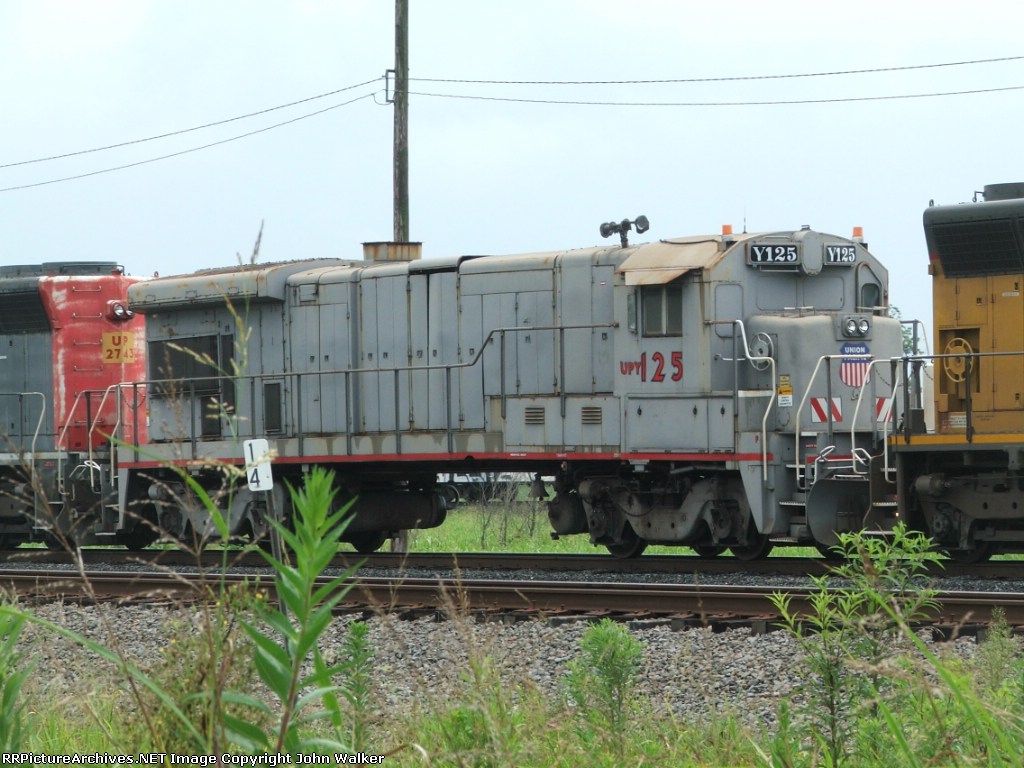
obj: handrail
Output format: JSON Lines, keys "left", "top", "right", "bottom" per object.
{"left": 792, "top": 353, "right": 874, "bottom": 490}
{"left": 57, "top": 382, "right": 146, "bottom": 495}
{"left": 125, "top": 321, "right": 619, "bottom": 457}
{"left": 709, "top": 320, "right": 776, "bottom": 480}
{"left": 0, "top": 393, "right": 47, "bottom": 498}
{"left": 889, "top": 348, "right": 1022, "bottom": 445}
{"left": 57, "top": 386, "right": 115, "bottom": 493}
{"left": 146, "top": 321, "right": 618, "bottom": 394}
{"left": 846, "top": 357, "right": 902, "bottom": 475}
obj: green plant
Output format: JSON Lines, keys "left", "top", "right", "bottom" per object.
{"left": 123, "top": 582, "right": 262, "bottom": 753}
{"left": 410, "top": 653, "right": 531, "bottom": 768}
{"left": 0, "top": 604, "right": 30, "bottom": 752}
{"left": 338, "top": 620, "right": 374, "bottom": 752}
{"left": 975, "top": 606, "right": 1020, "bottom": 698}
{"left": 0, "top": 466, "right": 365, "bottom": 756}
{"left": 223, "top": 466, "right": 361, "bottom": 754}
{"left": 769, "top": 524, "right": 942, "bottom": 766}
{"left": 564, "top": 618, "right": 644, "bottom": 736}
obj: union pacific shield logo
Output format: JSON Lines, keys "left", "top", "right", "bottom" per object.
{"left": 839, "top": 342, "right": 871, "bottom": 387}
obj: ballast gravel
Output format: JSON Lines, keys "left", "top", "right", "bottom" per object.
{"left": 16, "top": 600, "right": 987, "bottom": 735}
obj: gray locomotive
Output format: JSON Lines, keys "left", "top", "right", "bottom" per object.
{"left": 89, "top": 222, "right": 905, "bottom": 556}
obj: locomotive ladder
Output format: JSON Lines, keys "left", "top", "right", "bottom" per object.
{"left": 56, "top": 385, "right": 124, "bottom": 539}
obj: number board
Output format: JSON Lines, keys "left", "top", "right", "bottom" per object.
{"left": 243, "top": 438, "right": 274, "bottom": 491}
{"left": 824, "top": 244, "right": 857, "bottom": 265}
{"left": 101, "top": 332, "right": 137, "bottom": 364}
{"left": 747, "top": 243, "right": 801, "bottom": 265}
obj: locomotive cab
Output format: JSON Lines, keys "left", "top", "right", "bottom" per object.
{"left": 566, "top": 227, "right": 905, "bottom": 558}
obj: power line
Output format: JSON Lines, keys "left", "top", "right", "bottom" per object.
{"left": 405, "top": 83, "right": 1024, "bottom": 107}
{"left": 0, "top": 78, "right": 381, "bottom": 170}
{"left": 410, "top": 55, "right": 1024, "bottom": 85}
{"left": 5, "top": 54, "right": 1019, "bottom": 174}
{"left": 6, "top": 54, "right": 1016, "bottom": 171}
{"left": 0, "top": 92, "right": 377, "bottom": 193}
{"left": 4, "top": 54, "right": 1022, "bottom": 193}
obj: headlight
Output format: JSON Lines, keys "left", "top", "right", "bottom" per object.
{"left": 107, "top": 300, "right": 134, "bottom": 320}
{"left": 842, "top": 316, "right": 870, "bottom": 337}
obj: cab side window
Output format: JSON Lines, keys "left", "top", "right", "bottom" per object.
{"left": 641, "top": 283, "right": 683, "bottom": 337}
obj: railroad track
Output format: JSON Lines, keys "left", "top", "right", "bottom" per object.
{"left": 2, "top": 548, "right": 1023, "bottom": 580}
{"left": 0, "top": 566, "right": 1017, "bottom": 634}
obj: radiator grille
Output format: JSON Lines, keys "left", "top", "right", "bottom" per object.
{"left": 931, "top": 218, "right": 1024, "bottom": 277}
{"left": 524, "top": 407, "right": 546, "bottom": 425}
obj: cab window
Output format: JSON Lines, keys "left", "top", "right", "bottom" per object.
{"left": 641, "top": 283, "right": 682, "bottom": 337}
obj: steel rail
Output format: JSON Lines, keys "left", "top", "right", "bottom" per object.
{"left": 0, "top": 569, "right": 1021, "bottom": 627}
{"left": 1, "top": 549, "right": 1021, "bottom": 581}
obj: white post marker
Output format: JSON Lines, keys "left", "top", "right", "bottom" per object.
{"left": 243, "top": 438, "right": 282, "bottom": 561}
{"left": 244, "top": 438, "right": 274, "bottom": 491}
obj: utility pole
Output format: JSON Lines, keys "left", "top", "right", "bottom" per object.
{"left": 388, "top": 0, "right": 412, "bottom": 556}
{"left": 393, "top": 0, "right": 409, "bottom": 242}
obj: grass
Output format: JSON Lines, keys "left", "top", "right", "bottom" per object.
{"left": 401, "top": 501, "right": 822, "bottom": 558}
{"left": 10, "top": 490, "right": 1024, "bottom": 765}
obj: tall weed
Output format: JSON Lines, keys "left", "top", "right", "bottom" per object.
{"left": 0, "top": 467, "right": 365, "bottom": 756}
{"left": 0, "top": 605, "right": 30, "bottom": 751}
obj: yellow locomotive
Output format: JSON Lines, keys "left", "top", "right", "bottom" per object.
{"left": 883, "top": 183, "right": 1024, "bottom": 561}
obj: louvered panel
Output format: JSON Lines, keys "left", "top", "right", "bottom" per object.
{"left": 524, "top": 406, "right": 546, "bottom": 425}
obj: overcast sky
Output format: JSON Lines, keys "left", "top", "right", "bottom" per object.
{"left": 2, "top": 1, "right": 1022, "bottom": 334}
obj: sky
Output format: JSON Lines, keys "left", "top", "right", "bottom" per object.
{"left": 2, "top": 1, "right": 1022, "bottom": 335}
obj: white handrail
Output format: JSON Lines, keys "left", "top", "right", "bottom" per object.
{"left": 792, "top": 353, "right": 874, "bottom": 490}
{"left": 714, "top": 320, "right": 776, "bottom": 481}
{"left": 847, "top": 358, "right": 907, "bottom": 477}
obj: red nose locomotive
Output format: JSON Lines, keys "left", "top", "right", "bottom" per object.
{"left": 0, "top": 262, "right": 145, "bottom": 547}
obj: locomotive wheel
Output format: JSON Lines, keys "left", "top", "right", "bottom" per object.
{"left": 121, "top": 526, "right": 159, "bottom": 551}
{"left": 691, "top": 544, "right": 725, "bottom": 558}
{"left": 945, "top": 542, "right": 993, "bottom": 564}
{"left": 730, "top": 535, "right": 774, "bottom": 561}
{"left": 347, "top": 531, "right": 388, "bottom": 554}
{"left": 605, "top": 528, "right": 647, "bottom": 559}
{"left": 43, "top": 532, "right": 77, "bottom": 552}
